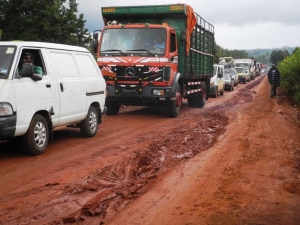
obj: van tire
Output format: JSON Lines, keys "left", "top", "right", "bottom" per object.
{"left": 213, "top": 87, "right": 218, "bottom": 98}
{"left": 22, "top": 114, "right": 49, "bottom": 155}
{"left": 80, "top": 106, "right": 98, "bottom": 137}
{"left": 220, "top": 86, "right": 224, "bottom": 96}
{"left": 106, "top": 102, "right": 120, "bottom": 115}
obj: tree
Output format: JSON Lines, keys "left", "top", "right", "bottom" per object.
{"left": 0, "top": 0, "right": 91, "bottom": 47}
{"left": 292, "top": 47, "right": 299, "bottom": 54}
{"left": 269, "top": 50, "right": 284, "bottom": 65}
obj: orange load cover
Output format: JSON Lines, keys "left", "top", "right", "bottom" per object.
{"left": 185, "top": 4, "right": 197, "bottom": 56}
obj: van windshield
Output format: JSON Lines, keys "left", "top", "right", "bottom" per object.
{"left": 0, "top": 46, "right": 16, "bottom": 79}
{"left": 100, "top": 28, "right": 167, "bottom": 56}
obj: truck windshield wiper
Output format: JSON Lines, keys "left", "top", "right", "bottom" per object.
{"left": 100, "top": 49, "right": 127, "bottom": 56}
{"left": 127, "top": 49, "right": 155, "bottom": 56}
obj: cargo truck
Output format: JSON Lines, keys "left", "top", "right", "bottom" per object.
{"left": 93, "top": 4, "right": 215, "bottom": 117}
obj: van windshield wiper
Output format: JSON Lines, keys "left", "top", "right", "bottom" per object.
{"left": 127, "top": 49, "right": 155, "bottom": 56}
{"left": 100, "top": 49, "right": 127, "bottom": 56}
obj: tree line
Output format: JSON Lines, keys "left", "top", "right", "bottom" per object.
{"left": 0, "top": 0, "right": 299, "bottom": 77}
{"left": 0, "top": 0, "right": 91, "bottom": 46}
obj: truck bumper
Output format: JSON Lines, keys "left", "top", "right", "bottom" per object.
{"left": 106, "top": 85, "right": 174, "bottom": 105}
{"left": 0, "top": 115, "right": 17, "bottom": 140}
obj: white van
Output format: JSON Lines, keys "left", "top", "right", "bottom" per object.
{"left": 0, "top": 41, "right": 106, "bottom": 155}
{"left": 209, "top": 64, "right": 225, "bottom": 98}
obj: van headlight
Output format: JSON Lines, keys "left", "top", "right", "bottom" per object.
{"left": 0, "top": 102, "right": 13, "bottom": 116}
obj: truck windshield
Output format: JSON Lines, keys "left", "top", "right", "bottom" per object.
{"left": 235, "top": 67, "right": 245, "bottom": 73}
{"left": 235, "top": 63, "right": 248, "bottom": 68}
{"left": 0, "top": 46, "right": 16, "bottom": 79}
{"left": 100, "top": 28, "right": 167, "bottom": 56}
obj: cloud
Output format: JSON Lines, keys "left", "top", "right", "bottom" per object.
{"left": 75, "top": 0, "right": 300, "bottom": 49}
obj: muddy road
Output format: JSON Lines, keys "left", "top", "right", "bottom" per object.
{"left": 0, "top": 74, "right": 300, "bottom": 225}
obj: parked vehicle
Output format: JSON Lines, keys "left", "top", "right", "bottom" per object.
{"left": 209, "top": 65, "right": 225, "bottom": 97}
{"left": 236, "top": 66, "right": 250, "bottom": 83}
{"left": 235, "top": 58, "right": 255, "bottom": 80}
{"left": 93, "top": 4, "right": 215, "bottom": 117}
{"left": 224, "top": 68, "right": 235, "bottom": 91}
{"left": 260, "top": 64, "right": 268, "bottom": 74}
{"left": 0, "top": 41, "right": 107, "bottom": 155}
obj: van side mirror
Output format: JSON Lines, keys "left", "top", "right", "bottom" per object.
{"left": 21, "top": 63, "right": 42, "bottom": 81}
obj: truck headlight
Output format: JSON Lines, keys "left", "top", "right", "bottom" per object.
{"left": 153, "top": 89, "right": 165, "bottom": 96}
{"left": 0, "top": 102, "right": 13, "bottom": 116}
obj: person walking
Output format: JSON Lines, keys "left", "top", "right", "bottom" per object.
{"left": 268, "top": 64, "right": 281, "bottom": 98}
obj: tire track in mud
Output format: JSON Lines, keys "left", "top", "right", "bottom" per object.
{"left": 3, "top": 76, "right": 265, "bottom": 225}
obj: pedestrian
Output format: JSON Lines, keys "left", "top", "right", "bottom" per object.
{"left": 268, "top": 64, "right": 281, "bottom": 98}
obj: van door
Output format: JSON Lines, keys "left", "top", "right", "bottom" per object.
{"left": 13, "top": 48, "right": 59, "bottom": 136}
{"left": 47, "top": 50, "right": 86, "bottom": 126}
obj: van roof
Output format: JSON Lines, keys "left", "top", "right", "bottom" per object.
{"left": 0, "top": 41, "right": 89, "bottom": 52}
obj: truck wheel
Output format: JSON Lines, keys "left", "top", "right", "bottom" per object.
{"left": 80, "top": 106, "right": 98, "bottom": 137}
{"left": 166, "top": 83, "right": 181, "bottom": 118}
{"left": 106, "top": 102, "right": 120, "bottom": 115}
{"left": 187, "top": 95, "right": 196, "bottom": 107}
{"left": 195, "top": 83, "right": 206, "bottom": 108}
{"left": 22, "top": 114, "right": 49, "bottom": 155}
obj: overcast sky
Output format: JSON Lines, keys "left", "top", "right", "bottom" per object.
{"left": 76, "top": 0, "right": 300, "bottom": 50}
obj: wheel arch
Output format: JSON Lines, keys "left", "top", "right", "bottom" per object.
{"left": 90, "top": 102, "right": 101, "bottom": 124}
{"left": 33, "top": 110, "right": 53, "bottom": 138}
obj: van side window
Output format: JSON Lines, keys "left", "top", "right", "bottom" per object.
{"left": 18, "top": 49, "right": 46, "bottom": 76}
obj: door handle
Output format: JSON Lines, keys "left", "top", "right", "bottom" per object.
{"left": 46, "top": 83, "right": 51, "bottom": 88}
{"left": 60, "top": 83, "right": 64, "bottom": 92}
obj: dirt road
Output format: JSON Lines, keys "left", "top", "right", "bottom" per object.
{"left": 0, "top": 74, "right": 299, "bottom": 225}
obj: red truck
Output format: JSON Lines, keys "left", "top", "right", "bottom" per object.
{"left": 93, "top": 4, "right": 214, "bottom": 117}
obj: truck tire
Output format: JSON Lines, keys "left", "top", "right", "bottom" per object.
{"left": 80, "top": 106, "right": 98, "bottom": 137}
{"left": 166, "top": 83, "right": 181, "bottom": 118}
{"left": 187, "top": 95, "right": 196, "bottom": 107}
{"left": 22, "top": 114, "right": 49, "bottom": 155}
{"left": 195, "top": 83, "right": 206, "bottom": 108}
{"left": 106, "top": 102, "right": 120, "bottom": 115}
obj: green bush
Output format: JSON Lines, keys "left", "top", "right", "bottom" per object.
{"left": 278, "top": 48, "right": 300, "bottom": 104}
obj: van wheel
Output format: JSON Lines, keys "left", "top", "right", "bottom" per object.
{"left": 106, "top": 102, "right": 120, "bottom": 115}
{"left": 213, "top": 87, "right": 218, "bottom": 98}
{"left": 80, "top": 106, "right": 98, "bottom": 137}
{"left": 22, "top": 114, "right": 49, "bottom": 155}
{"left": 220, "top": 86, "right": 224, "bottom": 95}
{"left": 166, "top": 83, "right": 181, "bottom": 117}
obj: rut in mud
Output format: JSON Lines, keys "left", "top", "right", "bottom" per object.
{"left": 1, "top": 77, "right": 265, "bottom": 225}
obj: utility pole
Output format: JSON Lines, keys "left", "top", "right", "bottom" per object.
{"left": 284, "top": 46, "right": 286, "bottom": 59}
